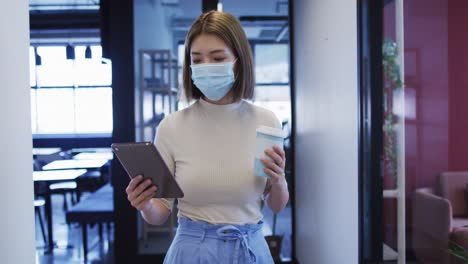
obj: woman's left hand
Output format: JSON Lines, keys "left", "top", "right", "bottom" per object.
{"left": 260, "top": 145, "right": 287, "bottom": 185}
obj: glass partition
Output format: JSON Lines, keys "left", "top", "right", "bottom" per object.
{"left": 381, "top": 0, "right": 468, "bottom": 263}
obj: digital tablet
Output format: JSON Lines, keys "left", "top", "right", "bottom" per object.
{"left": 111, "top": 142, "right": 184, "bottom": 198}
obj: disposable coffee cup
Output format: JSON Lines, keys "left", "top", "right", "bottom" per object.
{"left": 254, "top": 126, "right": 287, "bottom": 178}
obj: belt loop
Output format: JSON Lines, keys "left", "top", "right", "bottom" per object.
{"left": 200, "top": 229, "right": 206, "bottom": 242}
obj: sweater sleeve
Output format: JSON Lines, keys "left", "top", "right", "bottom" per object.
{"left": 153, "top": 117, "right": 176, "bottom": 211}
{"left": 269, "top": 111, "right": 282, "bottom": 129}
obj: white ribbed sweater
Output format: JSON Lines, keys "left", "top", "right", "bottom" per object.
{"left": 153, "top": 98, "right": 280, "bottom": 225}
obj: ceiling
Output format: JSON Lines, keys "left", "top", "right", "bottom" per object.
{"left": 30, "top": 0, "right": 289, "bottom": 43}
{"left": 164, "top": 0, "right": 289, "bottom": 42}
{"left": 29, "top": 0, "right": 99, "bottom": 11}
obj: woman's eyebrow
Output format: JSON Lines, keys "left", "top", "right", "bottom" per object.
{"left": 209, "top": 49, "right": 226, "bottom": 54}
{"left": 191, "top": 49, "right": 227, "bottom": 55}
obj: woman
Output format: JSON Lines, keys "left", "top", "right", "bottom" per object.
{"left": 126, "top": 10, "right": 289, "bottom": 263}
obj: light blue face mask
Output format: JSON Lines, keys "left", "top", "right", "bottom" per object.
{"left": 190, "top": 60, "right": 236, "bottom": 101}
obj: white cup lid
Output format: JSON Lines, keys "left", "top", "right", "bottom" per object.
{"left": 256, "top": 125, "right": 287, "bottom": 138}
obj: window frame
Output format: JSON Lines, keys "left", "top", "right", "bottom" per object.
{"left": 30, "top": 43, "right": 113, "bottom": 138}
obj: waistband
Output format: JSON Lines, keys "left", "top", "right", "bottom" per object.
{"left": 176, "top": 217, "right": 264, "bottom": 264}
{"left": 177, "top": 217, "right": 263, "bottom": 234}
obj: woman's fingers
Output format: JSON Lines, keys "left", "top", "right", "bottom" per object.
{"left": 135, "top": 178, "right": 153, "bottom": 195}
{"left": 127, "top": 178, "right": 152, "bottom": 201}
{"left": 264, "top": 148, "right": 284, "bottom": 167}
{"left": 272, "top": 145, "right": 285, "bottom": 158}
{"left": 125, "top": 175, "right": 158, "bottom": 210}
{"left": 263, "top": 167, "right": 282, "bottom": 182}
{"left": 126, "top": 175, "right": 143, "bottom": 194}
{"left": 261, "top": 148, "right": 287, "bottom": 184}
{"left": 131, "top": 185, "right": 157, "bottom": 209}
{"left": 133, "top": 179, "right": 153, "bottom": 200}
{"left": 260, "top": 157, "right": 283, "bottom": 175}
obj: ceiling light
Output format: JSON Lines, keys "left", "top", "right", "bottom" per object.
{"left": 85, "top": 45, "right": 92, "bottom": 59}
{"left": 66, "top": 44, "right": 75, "bottom": 60}
{"left": 34, "top": 47, "right": 42, "bottom": 66}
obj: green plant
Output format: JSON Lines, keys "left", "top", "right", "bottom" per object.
{"left": 449, "top": 240, "right": 468, "bottom": 262}
{"left": 383, "top": 39, "right": 403, "bottom": 89}
{"left": 382, "top": 38, "right": 403, "bottom": 182}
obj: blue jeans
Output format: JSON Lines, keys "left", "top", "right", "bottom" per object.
{"left": 163, "top": 217, "right": 274, "bottom": 264}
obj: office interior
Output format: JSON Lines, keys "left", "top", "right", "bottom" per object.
{"left": 1, "top": 0, "right": 467, "bottom": 264}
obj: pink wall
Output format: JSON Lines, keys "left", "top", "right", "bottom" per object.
{"left": 383, "top": 0, "right": 468, "bottom": 251}
{"left": 404, "top": 0, "right": 449, "bottom": 194}
{"left": 401, "top": 0, "right": 468, "bottom": 197}
{"left": 448, "top": 0, "right": 468, "bottom": 171}
{"left": 383, "top": 0, "right": 450, "bottom": 249}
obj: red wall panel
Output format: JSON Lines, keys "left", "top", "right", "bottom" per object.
{"left": 381, "top": 0, "right": 468, "bottom": 251}
{"left": 448, "top": 0, "right": 468, "bottom": 171}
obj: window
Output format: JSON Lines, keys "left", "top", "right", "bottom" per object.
{"left": 31, "top": 45, "right": 113, "bottom": 135}
{"left": 255, "top": 44, "right": 289, "bottom": 84}
{"left": 254, "top": 43, "right": 291, "bottom": 124}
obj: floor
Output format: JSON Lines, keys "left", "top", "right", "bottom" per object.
{"left": 34, "top": 194, "right": 421, "bottom": 264}
{"left": 263, "top": 206, "right": 293, "bottom": 261}
{"left": 34, "top": 193, "right": 290, "bottom": 263}
{"left": 36, "top": 193, "right": 292, "bottom": 264}
{"left": 35, "top": 193, "right": 114, "bottom": 264}
{"left": 384, "top": 262, "right": 419, "bottom": 264}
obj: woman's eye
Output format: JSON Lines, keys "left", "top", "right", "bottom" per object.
{"left": 192, "top": 60, "right": 201, "bottom": 64}
{"left": 214, "top": 57, "right": 225, "bottom": 62}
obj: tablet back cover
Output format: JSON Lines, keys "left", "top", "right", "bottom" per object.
{"left": 111, "top": 142, "right": 184, "bottom": 198}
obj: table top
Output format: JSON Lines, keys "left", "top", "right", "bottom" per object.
{"left": 73, "top": 152, "right": 113, "bottom": 160}
{"left": 70, "top": 148, "right": 112, "bottom": 153}
{"left": 69, "top": 184, "right": 113, "bottom": 212}
{"left": 42, "top": 159, "right": 109, "bottom": 170}
{"left": 32, "top": 148, "right": 62, "bottom": 156}
{"left": 66, "top": 184, "right": 114, "bottom": 222}
{"left": 33, "top": 169, "right": 87, "bottom": 182}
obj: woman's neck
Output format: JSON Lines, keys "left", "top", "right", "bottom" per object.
{"left": 202, "top": 89, "right": 235, "bottom": 105}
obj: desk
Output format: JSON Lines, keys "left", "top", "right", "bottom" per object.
{"left": 67, "top": 184, "right": 114, "bottom": 263}
{"left": 73, "top": 152, "right": 113, "bottom": 161}
{"left": 42, "top": 159, "right": 109, "bottom": 171}
{"left": 32, "top": 148, "right": 62, "bottom": 156}
{"left": 71, "top": 147, "right": 112, "bottom": 153}
{"left": 33, "top": 169, "right": 87, "bottom": 253}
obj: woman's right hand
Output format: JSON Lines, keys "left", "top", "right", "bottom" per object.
{"left": 125, "top": 175, "right": 157, "bottom": 211}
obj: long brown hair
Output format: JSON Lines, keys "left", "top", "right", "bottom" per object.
{"left": 182, "top": 11, "right": 255, "bottom": 103}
